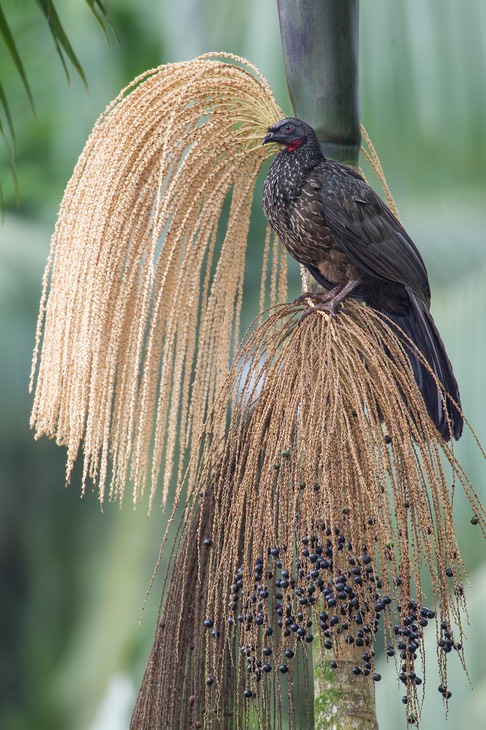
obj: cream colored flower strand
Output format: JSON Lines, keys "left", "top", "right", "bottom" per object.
{"left": 29, "top": 54, "right": 285, "bottom": 509}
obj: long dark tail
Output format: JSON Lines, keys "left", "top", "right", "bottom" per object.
{"left": 379, "top": 289, "right": 463, "bottom": 441}
{"left": 305, "top": 263, "right": 463, "bottom": 440}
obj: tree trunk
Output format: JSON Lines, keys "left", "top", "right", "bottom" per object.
{"left": 277, "top": 2, "right": 378, "bottom": 727}
{"left": 313, "top": 638, "right": 378, "bottom": 729}
{"left": 277, "top": 0, "right": 360, "bottom": 164}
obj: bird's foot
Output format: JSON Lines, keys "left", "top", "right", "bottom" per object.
{"left": 293, "top": 288, "right": 339, "bottom": 307}
{"left": 295, "top": 280, "right": 361, "bottom": 324}
{"left": 293, "top": 291, "right": 319, "bottom": 306}
{"left": 298, "top": 299, "right": 340, "bottom": 324}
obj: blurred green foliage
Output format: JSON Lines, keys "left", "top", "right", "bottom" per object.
{"left": 0, "top": 1, "right": 484, "bottom": 729}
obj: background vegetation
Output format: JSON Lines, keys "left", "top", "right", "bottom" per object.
{"left": 1, "top": 1, "right": 484, "bottom": 728}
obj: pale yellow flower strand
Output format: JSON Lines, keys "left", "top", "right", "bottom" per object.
{"left": 29, "top": 53, "right": 285, "bottom": 509}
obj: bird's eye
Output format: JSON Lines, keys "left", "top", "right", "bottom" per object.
{"left": 284, "top": 124, "right": 293, "bottom": 133}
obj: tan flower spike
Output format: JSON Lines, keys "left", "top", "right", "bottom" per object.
{"left": 29, "top": 53, "right": 285, "bottom": 509}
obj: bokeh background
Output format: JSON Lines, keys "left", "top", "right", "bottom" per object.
{"left": 1, "top": 1, "right": 485, "bottom": 728}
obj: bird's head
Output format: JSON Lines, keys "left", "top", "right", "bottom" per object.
{"left": 262, "top": 118, "right": 315, "bottom": 152}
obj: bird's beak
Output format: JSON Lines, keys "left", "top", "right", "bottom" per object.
{"left": 262, "top": 131, "right": 275, "bottom": 145}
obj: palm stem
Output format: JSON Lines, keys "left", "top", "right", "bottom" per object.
{"left": 313, "top": 637, "right": 378, "bottom": 729}
{"left": 277, "top": 2, "right": 378, "bottom": 727}
{"left": 277, "top": 0, "right": 360, "bottom": 165}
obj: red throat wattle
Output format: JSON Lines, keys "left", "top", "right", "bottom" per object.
{"left": 285, "top": 140, "right": 302, "bottom": 152}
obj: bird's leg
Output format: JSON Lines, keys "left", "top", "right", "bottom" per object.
{"left": 293, "top": 285, "right": 341, "bottom": 306}
{"left": 298, "top": 278, "right": 361, "bottom": 323}
{"left": 324, "top": 278, "right": 361, "bottom": 311}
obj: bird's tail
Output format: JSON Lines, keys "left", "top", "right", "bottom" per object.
{"left": 378, "top": 289, "right": 463, "bottom": 441}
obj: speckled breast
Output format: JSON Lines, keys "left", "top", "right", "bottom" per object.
{"left": 263, "top": 169, "right": 336, "bottom": 269}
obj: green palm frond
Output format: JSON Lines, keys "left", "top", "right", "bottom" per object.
{"left": 35, "top": 0, "right": 112, "bottom": 85}
{"left": 33, "top": 0, "right": 112, "bottom": 85}
{"left": 0, "top": 0, "right": 112, "bottom": 203}
{"left": 0, "top": 79, "right": 16, "bottom": 144}
{"left": 0, "top": 4, "right": 35, "bottom": 115}
{"left": 0, "top": 78, "right": 21, "bottom": 206}
{"left": 84, "top": 0, "right": 113, "bottom": 42}
{"left": 34, "top": 0, "right": 88, "bottom": 86}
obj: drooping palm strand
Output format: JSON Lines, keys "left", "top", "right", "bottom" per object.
{"left": 29, "top": 54, "right": 285, "bottom": 508}
{"left": 360, "top": 124, "right": 400, "bottom": 219}
{"left": 133, "top": 301, "right": 484, "bottom": 728}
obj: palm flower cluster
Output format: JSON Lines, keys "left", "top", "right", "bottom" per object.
{"left": 132, "top": 302, "right": 485, "bottom": 729}
{"left": 29, "top": 53, "right": 286, "bottom": 508}
{"left": 28, "top": 52, "right": 484, "bottom": 727}
{"left": 28, "top": 50, "right": 396, "bottom": 515}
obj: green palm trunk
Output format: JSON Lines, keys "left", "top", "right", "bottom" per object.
{"left": 277, "top": 2, "right": 378, "bottom": 727}
{"left": 277, "top": 0, "right": 360, "bottom": 165}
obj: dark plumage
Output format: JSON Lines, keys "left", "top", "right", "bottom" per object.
{"left": 262, "top": 117, "right": 462, "bottom": 440}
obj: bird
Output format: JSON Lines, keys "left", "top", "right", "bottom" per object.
{"left": 261, "top": 117, "right": 463, "bottom": 441}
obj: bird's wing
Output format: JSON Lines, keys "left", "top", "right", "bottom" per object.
{"left": 314, "top": 161, "right": 431, "bottom": 305}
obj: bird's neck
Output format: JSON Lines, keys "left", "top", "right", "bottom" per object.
{"left": 271, "top": 136, "right": 324, "bottom": 200}
{"left": 286, "top": 135, "right": 324, "bottom": 168}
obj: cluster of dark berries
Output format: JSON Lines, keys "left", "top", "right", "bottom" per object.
{"left": 210, "top": 523, "right": 464, "bottom": 713}
{"left": 438, "top": 684, "right": 452, "bottom": 700}
{"left": 231, "top": 558, "right": 274, "bottom": 632}
{"left": 438, "top": 620, "right": 461, "bottom": 657}
{"left": 392, "top": 599, "right": 430, "bottom": 692}
{"left": 221, "top": 526, "right": 399, "bottom": 684}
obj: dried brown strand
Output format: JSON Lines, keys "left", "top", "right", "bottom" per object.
{"left": 136, "top": 301, "right": 483, "bottom": 728}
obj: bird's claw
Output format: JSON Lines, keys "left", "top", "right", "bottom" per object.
{"left": 293, "top": 291, "right": 318, "bottom": 305}
{"left": 297, "top": 301, "right": 339, "bottom": 325}
{"left": 294, "top": 290, "right": 337, "bottom": 307}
